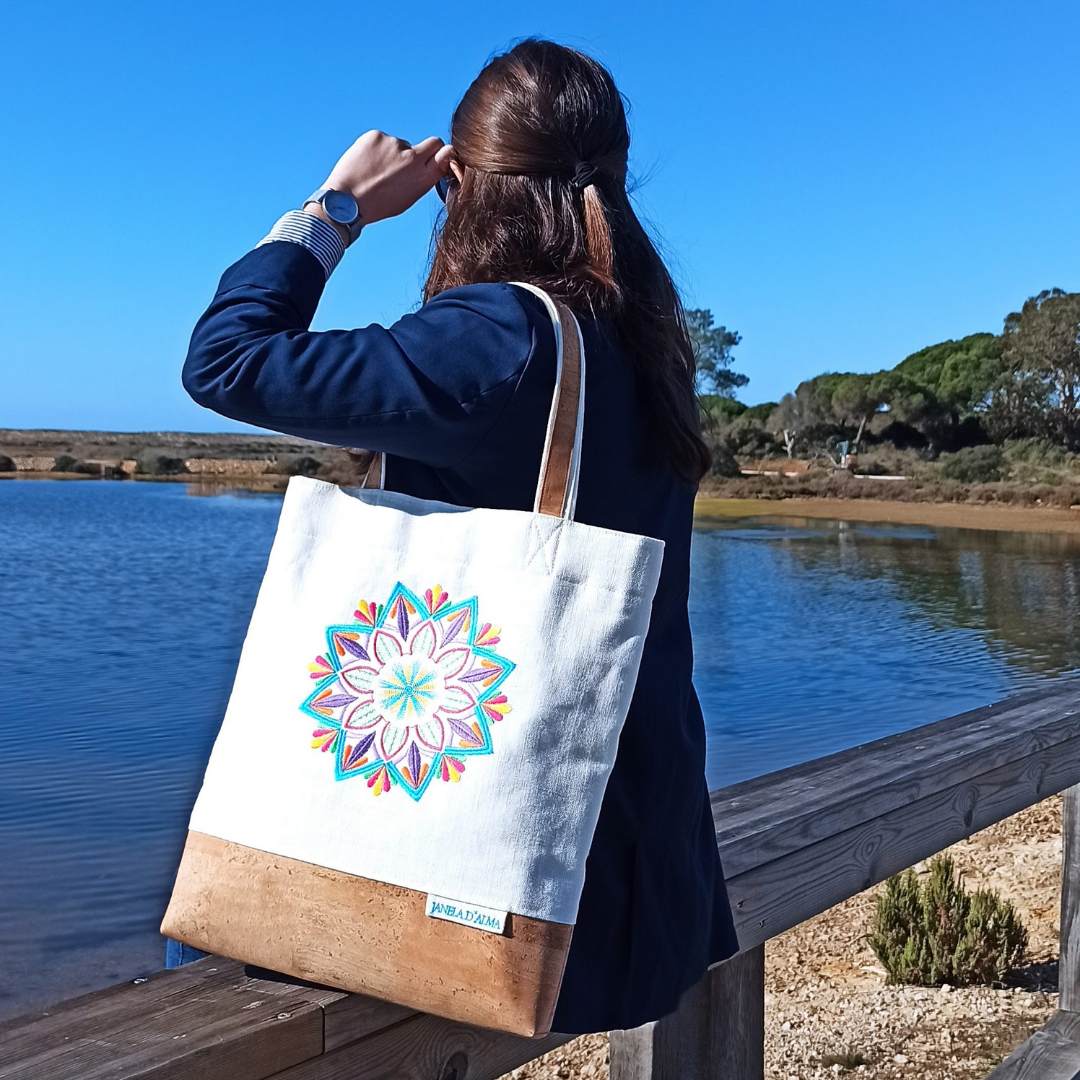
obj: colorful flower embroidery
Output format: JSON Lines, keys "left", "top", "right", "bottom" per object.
{"left": 300, "top": 584, "right": 514, "bottom": 801}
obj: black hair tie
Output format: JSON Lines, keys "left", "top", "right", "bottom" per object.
{"left": 570, "top": 161, "right": 599, "bottom": 190}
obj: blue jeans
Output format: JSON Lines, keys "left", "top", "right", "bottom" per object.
{"left": 165, "top": 939, "right": 209, "bottom": 968}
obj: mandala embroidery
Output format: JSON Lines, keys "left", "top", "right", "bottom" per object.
{"left": 300, "top": 584, "right": 514, "bottom": 801}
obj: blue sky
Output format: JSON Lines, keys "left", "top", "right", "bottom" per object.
{"left": 2, "top": 0, "right": 1078, "bottom": 432}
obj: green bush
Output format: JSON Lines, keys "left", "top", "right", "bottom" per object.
{"left": 53, "top": 455, "right": 80, "bottom": 472}
{"left": 707, "top": 442, "right": 741, "bottom": 478}
{"left": 135, "top": 451, "right": 186, "bottom": 476}
{"left": 1002, "top": 437, "right": 1068, "bottom": 468}
{"left": 283, "top": 455, "right": 324, "bottom": 477}
{"left": 867, "top": 854, "right": 1027, "bottom": 987}
{"left": 936, "top": 445, "right": 1004, "bottom": 483}
{"left": 723, "top": 418, "right": 782, "bottom": 459}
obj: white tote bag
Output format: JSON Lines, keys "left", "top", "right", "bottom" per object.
{"left": 162, "top": 285, "right": 665, "bottom": 1036}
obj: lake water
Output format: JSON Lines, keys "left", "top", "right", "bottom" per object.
{"left": 1, "top": 479, "right": 1078, "bottom": 1019}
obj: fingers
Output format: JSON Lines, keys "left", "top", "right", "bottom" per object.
{"left": 412, "top": 135, "right": 446, "bottom": 162}
{"left": 433, "top": 143, "right": 456, "bottom": 171}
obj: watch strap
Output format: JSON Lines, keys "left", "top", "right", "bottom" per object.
{"left": 303, "top": 189, "right": 363, "bottom": 243}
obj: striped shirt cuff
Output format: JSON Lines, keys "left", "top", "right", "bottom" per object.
{"left": 257, "top": 210, "right": 347, "bottom": 280}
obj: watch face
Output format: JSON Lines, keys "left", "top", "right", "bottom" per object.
{"left": 323, "top": 189, "right": 359, "bottom": 225}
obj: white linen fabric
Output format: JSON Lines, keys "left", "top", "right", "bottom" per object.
{"left": 186, "top": 294, "right": 664, "bottom": 925}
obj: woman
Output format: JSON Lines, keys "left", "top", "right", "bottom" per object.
{"left": 180, "top": 38, "right": 738, "bottom": 1035}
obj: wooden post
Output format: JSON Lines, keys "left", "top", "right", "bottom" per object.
{"left": 1061, "top": 785, "right": 1080, "bottom": 1012}
{"left": 608, "top": 945, "right": 765, "bottom": 1080}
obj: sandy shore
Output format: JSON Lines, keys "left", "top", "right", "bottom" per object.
{"left": 500, "top": 798, "right": 1063, "bottom": 1079}
{"left": 695, "top": 495, "right": 1080, "bottom": 534}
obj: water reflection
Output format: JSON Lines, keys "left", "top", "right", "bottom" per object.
{"left": 690, "top": 517, "right": 1080, "bottom": 788}
{"left": 774, "top": 518, "right": 1080, "bottom": 678}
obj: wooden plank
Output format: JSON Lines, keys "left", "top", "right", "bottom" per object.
{"left": 987, "top": 1009, "right": 1080, "bottom": 1079}
{"left": 724, "top": 733, "right": 1080, "bottom": 950}
{"left": 0, "top": 957, "right": 327, "bottom": 1080}
{"left": 236, "top": 970, "right": 416, "bottom": 1051}
{"left": 265, "top": 1013, "right": 569, "bottom": 1080}
{"left": 162, "top": 832, "right": 572, "bottom": 1038}
{"left": 1061, "top": 785, "right": 1080, "bottom": 1012}
{"left": 712, "top": 682, "right": 1080, "bottom": 877}
{"left": 608, "top": 945, "right": 764, "bottom": 1080}
{"left": 709, "top": 946, "right": 765, "bottom": 1080}
{"left": 321, "top": 994, "right": 416, "bottom": 1053}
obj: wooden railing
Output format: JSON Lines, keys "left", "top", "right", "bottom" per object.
{"left": 2, "top": 682, "right": 1080, "bottom": 1080}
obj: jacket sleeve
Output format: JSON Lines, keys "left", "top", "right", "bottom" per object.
{"left": 181, "top": 241, "right": 538, "bottom": 469}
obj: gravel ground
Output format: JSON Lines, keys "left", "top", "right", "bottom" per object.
{"left": 500, "top": 797, "right": 1063, "bottom": 1079}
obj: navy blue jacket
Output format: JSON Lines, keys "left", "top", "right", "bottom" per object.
{"left": 182, "top": 240, "right": 739, "bottom": 1033}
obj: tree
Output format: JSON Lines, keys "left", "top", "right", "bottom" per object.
{"left": 686, "top": 309, "right": 747, "bottom": 398}
{"left": 997, "top": 289, "right": 1080, "bottom": 449}
{"left": 881, "top": 334, "right": 1005, "bottom": 450}
{"left": 828, "top": 373, "right": 887, "bottom": 444}
{"left": 767, "top": 383, "right": 833, "bottom": 458}
{"left": 894, "top": 334, "right": 1003, "bottom": 416}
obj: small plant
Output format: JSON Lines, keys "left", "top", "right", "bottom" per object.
{"left": 821, "top": 1048, "right": 869, "bottom": 1071}
{"left": 867, "top": 854, "right": 1027, "bottom": 987}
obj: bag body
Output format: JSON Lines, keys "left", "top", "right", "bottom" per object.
{"left": 162, "top": 287, "right": 665, "bottom": 1036}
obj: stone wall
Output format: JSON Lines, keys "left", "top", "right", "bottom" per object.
{"left": 11, "top": 456, "right": 57, "bottom": 471}
{"left": 183, "top": 458, "right": 273, "bottom": 476}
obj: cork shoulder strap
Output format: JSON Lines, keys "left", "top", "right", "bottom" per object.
{"left": 359, "top": 283, "right": 586, "bottom": 521}
{"left": 511, "top": 282, "right": 585, "bottom": 520}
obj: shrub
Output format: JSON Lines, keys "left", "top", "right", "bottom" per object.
{"left": 283, "top": 455, "right": 324, "bottom": 477}
{"left": 867, "top": 854, "right": 1027, "bottom": 987}
{"left": 53, "top": 455, "right": 80, "bottom": 472}
{"left": 937, "top": 445, "right": 1004, "bottom": 483}
{"left": 135, "top": 451, "right": 186, "bottom": 476}
{"left": 707, "top": 442, "right": 740, "bottom": 478}
{"left": 723, "top": 418, "right": 781, "bottom": 459}
{"left": 1002, "top": 437, "right": 1068, "bottom": 467}
{"left": 821, "top": 1049, "right": 869, "bottom": 1071}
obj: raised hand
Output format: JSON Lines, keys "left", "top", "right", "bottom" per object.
{"left": 322, "top": 131, "right": 454, "bottom": 226}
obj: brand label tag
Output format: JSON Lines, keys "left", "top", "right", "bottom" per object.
{"left": 425, "top": 894, "right": 507, "bottom": 935}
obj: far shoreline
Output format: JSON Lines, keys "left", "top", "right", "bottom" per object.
{"left": 8, "top": 470, "right": 1080, "bottom": 534}
{"left": 695, "top": 495, "right": 1080, "bottom": 534}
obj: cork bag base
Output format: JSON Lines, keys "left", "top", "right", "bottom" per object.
{"left": 161, "top": 831, "right": 573, "bottom": 1036}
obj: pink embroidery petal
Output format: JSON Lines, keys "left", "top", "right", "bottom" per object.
{"left": 373, "top": 629, "right": 403, "bottom": 665}
{"left": 408, "top": 620, "right": 438, "bottom": 659}
{"left": 440, "top": 684, "right": 477, "bottom": 714}
{"left": 434, "top": 647, "right": 470, "bottom": 679}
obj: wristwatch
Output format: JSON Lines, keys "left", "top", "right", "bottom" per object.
{"left": 303, "top": 188, "right": 362, "bottom": 243}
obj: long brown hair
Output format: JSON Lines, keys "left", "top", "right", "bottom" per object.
{"left": 425, "top": 39, "right": 710, "bottom": 483}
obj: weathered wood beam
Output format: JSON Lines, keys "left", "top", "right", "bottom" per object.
{"left": 723, "top": 731, "right": 1080, "bottom": 950}
{"left": 608, "top": 945, "right": 765, "bottom": 1080}
{"left": 713, "top": 682, "right": 1080, "bottom": 878}
{"left": 1060, "top": 784, "right": 1080, "bottom": 1013}
{"left": 985, "top": 1009, "right": 1080, "bottom": 1079}
{"left": 0, "top": 959, "right": 408, "bottom": 1080}
{"left": 265, "top": 1014, "right": 568, "bottom": 1080}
